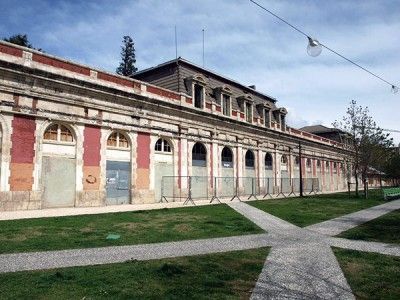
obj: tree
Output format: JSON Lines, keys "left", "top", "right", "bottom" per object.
{"left": 116, "top": 36, "right": 137, "bottom": 76}
{"left": 3, "top": 34, "right": 42, "bottom": 51}
{"left": 333, "top": 100, "right": 393, "bottom": 197}
{"left": 384, "top": 151, "right": 400, "bottom": 184}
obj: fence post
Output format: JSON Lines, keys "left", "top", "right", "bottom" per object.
{"left": 184, "top": 176, "right": 195, "bottom": 205}
{"left": 210, "top": 177, "right": 221, "bottom": 203}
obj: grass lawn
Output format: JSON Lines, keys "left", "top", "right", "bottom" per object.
{"left": 249, "top": 190, "right": 386, "bottom": 227}
{"left": 0, "top": 204, "right": 262, "bottom": 254}
{"left": 334, "top": 248, "right": 400, "bottom": 299}
{"left": 338, "top": 209, "right": 400, "bottom": 244}
{"left": 0, "top": 247, "right": 269, "bottom": 299}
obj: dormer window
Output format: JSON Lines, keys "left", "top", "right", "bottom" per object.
{"left": 281, "top": 115, "right": 286, "bottom": 129}
{"left": 194, "top": 84, "right": 204, "bottom": 108}
{"left": 215, "top": 85, "right": 232, "bottom": 117}
{"left": 245, "top": 102, "right": 253, "bottom": 123}
{"left": 185, "top": 74, "right": 207, "bottom": 110}
{"left": 264, "top": 109, "right": 270, "bottom": 127}
{"left": 222, "top": 94, "right": 231, "bottom": 116}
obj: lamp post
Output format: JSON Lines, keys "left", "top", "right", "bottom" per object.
{"left": 298, "top": 141, "right": 304, "bottom": 197}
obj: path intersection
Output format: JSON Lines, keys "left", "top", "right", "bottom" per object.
{"left": 0, "top": 199, "right": 399, "bottom": 299}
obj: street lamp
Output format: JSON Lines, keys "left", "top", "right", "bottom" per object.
{"left": 298, "top": 141, "right": 304, "bottom": 197}
{"left": 307, "top": 37, "right": 322, "bottom": 57}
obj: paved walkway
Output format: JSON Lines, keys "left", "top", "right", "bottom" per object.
{"left": 0, "top": 200, "right": 399, "bottom": 299}
{"left": 306, "top": 199, "right": 400, "bottom": 236}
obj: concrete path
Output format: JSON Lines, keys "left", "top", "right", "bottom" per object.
{"left": 0, "top": 233, "right": 270, "bottom": 273}
{"left": 251, "top": 242, "right": 354, "bottom": 299}
{"left": 0, "top": 199, "right": 399, "bottom": 299}
{"left": 0, "top": 200, "right": 214, "bottom": 221}
{"left": 306, "top": 199, "right": 400, "bottom": 236}
{"left": 228, "top": 202, "right": 355, "bottom": 299}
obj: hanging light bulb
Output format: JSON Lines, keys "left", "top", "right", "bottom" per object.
{"left": 392, "top": 85, "right": 399, "bottom": 94}
{"left": 307, "top": 37, "right": 322, "bottom": 57}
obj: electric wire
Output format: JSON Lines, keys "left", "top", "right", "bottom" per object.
{"left": 249, "top": 0, "right": 398, "bottom": 91}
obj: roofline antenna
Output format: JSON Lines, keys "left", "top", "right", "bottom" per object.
{"left": 202, "top": 28, "right": 205, "bottom": 67}
{"left": 175, "top": 25, "right": 178, "bottom": 59}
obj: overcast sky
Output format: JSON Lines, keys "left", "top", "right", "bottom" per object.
{"left": 1, "top": 0, "right": 399, "bottom": 143}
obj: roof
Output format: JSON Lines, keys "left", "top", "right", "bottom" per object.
{"left": 299, "top": 125, "right": 345, "bottom": 134}
{"left": 133, "top": 57, "right": 277, "bottom": 103}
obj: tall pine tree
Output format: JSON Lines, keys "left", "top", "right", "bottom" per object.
{"left": 3, "top": 33, "right": 43, "bottom": 51}
{"left": 116, "top": 36, "right": 137, "bottom": 76}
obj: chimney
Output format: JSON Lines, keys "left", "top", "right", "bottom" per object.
{"left": 248, "top": 85, "right": 256, "bottom": 90}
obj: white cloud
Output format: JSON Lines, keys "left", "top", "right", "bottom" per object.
{"left": 1, "top": 0, "right": 399, "bottom": 142}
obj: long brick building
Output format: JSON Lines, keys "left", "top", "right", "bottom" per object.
{"left": 0, "top": 41, "right": 350, "bottom": 211}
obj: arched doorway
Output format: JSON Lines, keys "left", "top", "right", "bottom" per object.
{"left": 42, "top": 123, "right": 76, "bottom": 208}
{"left": 106, "top": 131, "right": 131, "bottom": 205}
{"left": 333, "top": 162, "right": 338, "bottom": 190}
{"left": 325, "top": 161, "right": 331, "bottom": 191}
{"left": 316, "top": 160, "right": 322, "bottom": 191}
{"left": 154, "top": 138, "right": 174, "bottom": 201}
{"left": 220, "top": 146, "right": 234, "bottom": 197}
{"left": 191, "top": 142, "right": 207, "bottom": 199}
{"left": 305, "top": 158, "right": 313, "bottom": 192}
{"left": 244, "top": 150, "right": 255, "bottom": 195}
{"left": 280, "top": 155, "right": 290, "bottom": 193}
{"left": 265, "top": 153, "right": 274, "bottom": 194}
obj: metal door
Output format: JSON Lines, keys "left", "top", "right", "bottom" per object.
{"left": 155, "top": 162, "right": 173, "bottom": 201}
{"left": 191, "top": 166, "right": 208, "bottom": 199}
{"left": 42, "top": 156, "right": 76, "bottom": 208}
{"left": 106, "top": 160, "right": 130, "bottom": 205}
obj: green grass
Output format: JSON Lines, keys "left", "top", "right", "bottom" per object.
{"left": 338, "top": 209, "right": 400, "bottom": 244}
{"left": 0, "top": 247, "right": 269, "bottom": 299}
{"left": 0, "top": 204, "right": 263, "bottom": 254}
{"left": 334, "top": 248, "right": 400, "bottom": 299}
{"left": 249, "top": 191, "right": 386, "bottom": 227}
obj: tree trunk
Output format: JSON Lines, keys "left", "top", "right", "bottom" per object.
{"left": 354, "top": 170, "right": 359, "bottom": 197}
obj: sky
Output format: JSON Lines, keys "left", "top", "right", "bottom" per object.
{"left": 1, "top": 0, "right": 399, "bottom": 143}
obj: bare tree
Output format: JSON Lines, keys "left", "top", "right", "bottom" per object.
{"left": 333, "top": 100, "right": 393, "bottom": 197}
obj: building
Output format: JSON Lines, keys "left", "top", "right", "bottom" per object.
{"left": 300, "top": 125, "right": 351, "bottom": 144}
{"left": 0, "top": 41, "right": 350, "bottom": 211}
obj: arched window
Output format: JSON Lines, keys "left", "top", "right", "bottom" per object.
{"left": 155, "top": 138, "right": 172, "bottom": 153}
{"left": 245, "top": 150, "right": 255, "bottom": 168}
{"left": 192, "top": 142, "right": 206, "bottom": 167}
{"left": 294, "top": 156, "right": 300, "bottom": 167}
{"left": 306, "top": 158, "right": 312, "bottom": 167}
{"left": 281, "top": 155, "right": 287, "bottom": 165}
{"left": 221, "top": 146, "right": 233, "bottom": 168}
{"left": 107, "top": 132, "right": 129, "bottom": 148}
{"left": 265, "top": 153, "right": 273, "bottom": 170}
{"left": 326, "top": 161, "right": 330, "bottom": 169}
{"left": 317, "top": 160, "right": 321, "bottom": 168}
{"left": 44, "top": 123, "right": 74, "bottom": 143}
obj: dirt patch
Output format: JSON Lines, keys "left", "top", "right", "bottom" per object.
{"left": 0, "top": 228, "right": 43, "bottom": 242}
{"left": 113, "top": 222, "right": 138, "bottom": 231}
{"left": 345, "top": 262, "right": 363, "bottom": 275}
{"left": 174, "top": 224, "right": 193, "bottom": 232}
